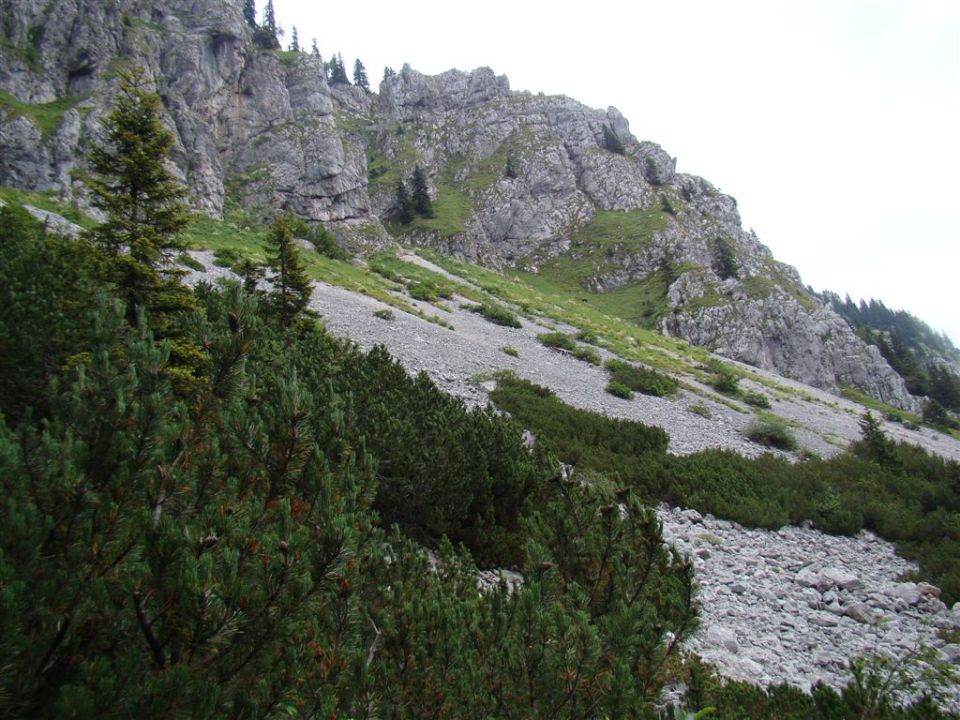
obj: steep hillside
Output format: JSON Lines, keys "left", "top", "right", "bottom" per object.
{"left": 0, "top": 0, "right": 915, "bottom": 408}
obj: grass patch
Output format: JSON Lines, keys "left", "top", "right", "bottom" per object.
{"left": 408, "top": 281, "right": 441, "bottom": 302}
{"left": 0, "top": 89, "right": 85, "bottom": 139}
{"left": 373, "top": 308, "right": 395, "bottom": 321}
{"left": 500, "top": 346, "right": 519, "bottom": 357}
{"left": 0, "top": 186, "right": 97, "bottom": 229}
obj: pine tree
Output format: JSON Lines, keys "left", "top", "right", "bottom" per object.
{"left": 86, "top": 68, "right": 196, "bottom": 343}
{"left": 289, "top": 25, "right": 299, "bottom": 52}
{"left": 602, "top": 124, "right": 625, "bottom": 154}
{"left": 88, "top": 69, "right": 188, "bottom": 265}
{"left": 395, "top": 179, "right": 414, "bottom": 224}
{"left": 353, "top": 58, "right": 369, "bottom": 91}
{"left": 242, "top": 0, "right": 256, "bottom": 29}
{"left": 505, "top": 152, "right": 517, "bottom": 179}
{"left": 411, "top": 164, "right": 434, "bottom": 218}
{"left": 383, "top": 66, "right": 396, "bottom": 81}
{"left": 712, "top": 236, "right": 739, "bottom": 280}
{"left": 310, "top": 37, "right": 319, "bottom": 59}
{"left": 253, "top": 0, "right": 279, "bottom": 48}
{"left": 265, "top": 214, "right": 312, "bottom": 327}
{"left": 328, "top": 53, "right": 349, "bottom": 84}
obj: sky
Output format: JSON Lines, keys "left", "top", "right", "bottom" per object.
{"left": 273, "top": 0, "right": 960, "bottom": 345}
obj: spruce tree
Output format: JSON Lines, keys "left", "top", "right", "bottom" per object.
{"left": 353, "top": 58, "right": 369, "bottom": 91}
{"left": 265, "top": 214, "right": 312, "bottom": 327}
{"left": 311, "top": 37, "right": 319, "bottom": 59}
{"left": 242, "top": 0, "right": 256, "bottom": 29}
{"left": 505, "top": 152, "right": 517, "bottom": 179}
{"left": 328, "top": 53, "right": 349, "bottom": 84}
{"left": 253, "top": 0, "right": 280, "bottom": 48}
{"left": 289, "top": 25, "right": 299, "bottom": 52}
{"left": 395, "top": 179, "right": 414, "bottom": 224}
{"left": 602, "top": 124, "right": 625, "bottom": 154}
{"left": 411, "top": 164, "right": 434, "bottom": 218}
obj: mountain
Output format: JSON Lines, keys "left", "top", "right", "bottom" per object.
{"left": 0, "top": 0, "right": 916, "bottom": 410}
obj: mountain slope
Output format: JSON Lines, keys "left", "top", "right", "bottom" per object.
{"left": 0, "top": 0, "right": 915, "bottom": 409}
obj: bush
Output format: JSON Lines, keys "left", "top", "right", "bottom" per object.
{"left": 573, "top": 345, "right": 602, "bottom": 365}
{"left": 176, "top": 252, "right": 205, "bottom": 271}
{"left": 373, "top": 308, "right": 395, "bottom": 321}
{"left": 466, "top": 302, "right": 522, "bottom": 328}
{"left": 605, "top": 358, "right": 678, "bottom": 397}
{"left": 500, "top": 346, "right": 519, "bottom": 357}
{"left": 710, "top": 362, "right": 740, "bottom": 395}
{"left": 745, "top": 420, "right": 797, "bottom": 451}
{"left": 537, "top": 331, "right": 576, "bottom": 351}
{"left": 606, "top": 381, "right": 634, "bottom": 399}
{"left": 408, "top": 280, "right": 440, "bottom": 302}
{"left": 743, "top": 390, "right": 771, "bottom": 408}
{"left": 576, "top": 329, "right": 600, "bottom": 345}
{"left": 688, "top": 404, "right": 712, "bottom": 418}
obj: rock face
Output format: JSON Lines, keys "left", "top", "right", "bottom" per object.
{"left": 0, "top": 0, "right": 916, "bottom": 408}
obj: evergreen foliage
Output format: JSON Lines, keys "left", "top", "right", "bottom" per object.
{"left": 605, "top": 358, "right": 679, "bottom": 397}
{"left": 352, "top": 59, "right": 369, "bottom": 91}
{"left": 85, "top": 68, "right": 200, "bottom": 386}
{"left": 242, "top": 0, "right": 256, "bottom": 29}
{"left": 288, "top": 25, "right": 299, "bottom": 52}
{"left": 327, "top": 53, "right": 350, "bottom": 85}
{"left": 253, "top": 0, "right": 279, "bottom": 48}
{"left": 87, "top": 68, "right": 189, "bottom": 267}
{"left": 411, "top": 164, "right": 434, "bottom": 218}
{"left": 711, "top": 236, "right": 739, "bottom": 280}
{"left": 602, "top": 124, "right": 625, "bottom": 154}
{"left": 491, "top": 375, "right": 960, "bottom": 604}
{"left": 264, "top": 214, "right": 311, "bottom": 327}
{"left": 505, "top": 152, "right": 518, "bottom": 179}
{"left": 310, "top": 38, "right": 319, "bottom": 59}
{"left": 394, "top": 179, "right": 414, "bottom": 224}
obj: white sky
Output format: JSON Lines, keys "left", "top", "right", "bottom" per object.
{"left": 274, "top": 0, "right": 960, "bottom": 345}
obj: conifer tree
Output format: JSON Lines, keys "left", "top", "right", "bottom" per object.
{"left": 311, "top": 37, "right": 319, "bottom": 59}
{"left": 86, "top": 68, "right": 196, "bottom": 341}
{"left": 253, "top": 0, "right": 280, "bottom": 48}
{"left": 289, "top": 25, "right": 299, "bottom": 52}
{"left": 328, "top": 52, "right": 349, "bottom": 84}
{"left": 383, "top": 65, "right": 396, "bottom": 81}
{"left": 505, "top": 152, "right": 517, "bottom": 179}
{"left": 353, "top": 58, "right": 369, "bottom": 91}
{"left": 602, "top": 124, "right": 625, "bottom": 154}
{"left": 242, "top": 0, "right": 256, "bottom": 29}
{"left": 411, "top": 164, "right": 434, "bottom": 218}
{"left": 265, "top": 214, "right": 312, "bottom": 327}
{"left": 395, "top": 179, "right": 414, "bottom": 224}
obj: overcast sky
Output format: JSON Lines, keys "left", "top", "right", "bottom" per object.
{"left": 274, "top": 0, "right": 959, "bottom": 345}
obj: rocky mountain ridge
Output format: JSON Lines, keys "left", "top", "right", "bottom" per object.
{"left": 0, "top": 0, "right": 916, "bottom": 409}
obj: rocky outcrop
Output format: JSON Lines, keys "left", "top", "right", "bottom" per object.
{"left": 0, "top": 0, "right": 918, "bottom": 407}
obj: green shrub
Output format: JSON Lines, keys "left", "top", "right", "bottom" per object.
{"left": 408, "top": 280, "right": 440, "bottom": 302}
{"left": 373, "top": 308, "right": 395, "bottom": 321}
{"left": 212, "top": 247, "right": 244, "bottom": 270}
{"left": 573, "top": 345, "right": 602, "bottom": 365}
{"left": 743, "top": 390, "right": 771, "bottom": 408}
{"left": 576, "top": 329, "right": 600, "bottom": 345}
{"left": 500, "top": 346, "right": 519, "bottom": 357}
{"left": 370, "top": 262, "right": 402, "bottom": 283}
{"left": 745, "top": 420, "right": 797, "bottom": 451}
{"left": 176, "top": 252, "right": 205, "bottom": 271}
{"left": 688, "top": 404, "right": 712, "bottom": 418}
{"left": 537, "top": 331, "right": 576, "bottom": 351}
{"left": 606, "top": 381, "right": 634, "bottom": 400}
{"left": 605, "top": 358, "right": 678, "bottom": 397}
{"left": 710, "top": 363, "right": 740, "bottom": 394}
{"left": 466, "top": 302, "right": 522, "bottom": 328}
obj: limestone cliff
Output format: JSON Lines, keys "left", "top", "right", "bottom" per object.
{"left": 0, "top": 0, "right": 917, "bottom": 409}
